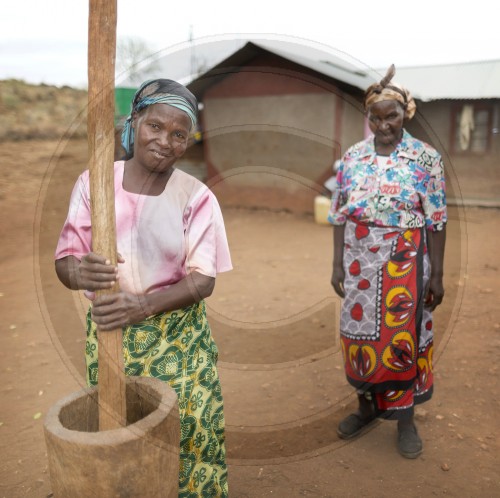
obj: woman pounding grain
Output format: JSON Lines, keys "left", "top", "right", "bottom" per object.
{"left": 329, "top": 65, "right": 447, "bottom": 458}
{"left": 55, "top": 79, "right": 231, "bottom": 495}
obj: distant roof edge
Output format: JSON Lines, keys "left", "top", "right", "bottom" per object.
{"left": 381, "top": 60, "right": 500, "bottom": 101}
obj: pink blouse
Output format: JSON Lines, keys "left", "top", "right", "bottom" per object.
{"left": 55, "top": 161, "right": 232, "bottom": 295}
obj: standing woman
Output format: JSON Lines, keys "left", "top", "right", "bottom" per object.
{"left": 55, "top": 79, "right": 231, "bottom": 495}
{"left": 329, "top": 65, "right": 447, "bottom": 458}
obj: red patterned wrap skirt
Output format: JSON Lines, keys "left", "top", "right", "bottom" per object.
{"left": 340, "top": 219, "right": 434, "bottom": 413}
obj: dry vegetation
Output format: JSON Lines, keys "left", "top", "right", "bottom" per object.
{"left": 0, "top": 79, "right": 87, "bottom": 141}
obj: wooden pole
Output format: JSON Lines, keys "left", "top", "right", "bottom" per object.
{"left": 87, "top": 0, "right": 127, "bottom": 430}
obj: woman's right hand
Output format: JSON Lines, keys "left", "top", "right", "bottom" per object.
{"left": 331, "top": 265, "right": 345, "bottom": 298}
{"left": 77, "top": 252, "right": 119, "bottom": 291}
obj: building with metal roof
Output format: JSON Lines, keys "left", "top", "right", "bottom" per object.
{"left": 116, "top": 40, "right": 500, "bottom": 207}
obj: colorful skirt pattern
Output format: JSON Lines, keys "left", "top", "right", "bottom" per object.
{"left": 85, "top": 300, "right": 228, "bottom": 497}
{"left": 340, "top": 220, "right": 434, "bottom": 414}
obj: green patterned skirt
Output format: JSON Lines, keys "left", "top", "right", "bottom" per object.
{"left": 85, "top": 300, "right": 228, "bottom": 497}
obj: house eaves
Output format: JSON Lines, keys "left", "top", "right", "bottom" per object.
{"left": 386, "top": 60, "right": 500, "bottom": 102}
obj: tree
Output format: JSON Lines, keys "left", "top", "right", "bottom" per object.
{"left": 115, "top": 37, "right": 160, "bottom": 86}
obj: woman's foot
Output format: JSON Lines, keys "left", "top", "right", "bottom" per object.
{"left": 397, "top": 420, "right": 422, "bottom": 458}
{"left": 337, "top": 411, "right": 378, "bottom": 439}
{"left": 337, "top": 393, "right": 378, "bottom": 439}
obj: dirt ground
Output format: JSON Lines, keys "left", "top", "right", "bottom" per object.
{"left": 0, "top": 138, "right": 499, "bottom": 497}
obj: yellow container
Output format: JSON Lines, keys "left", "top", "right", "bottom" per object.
{"left": 314, "top": 195, "right": 332, "bottom": 225}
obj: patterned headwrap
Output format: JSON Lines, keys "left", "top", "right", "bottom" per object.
{"left": 364, "top": 64, "right": 416, "bottom": 120}
{"left": 121, "top": 79, "right": 198, "bottom": 155}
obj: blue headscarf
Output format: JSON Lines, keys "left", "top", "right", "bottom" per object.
{"left": 120, "top": 79, "right": 198, "bottom": 156}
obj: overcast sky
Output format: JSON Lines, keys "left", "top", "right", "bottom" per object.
{"left": 1, "top": 0, "right": 499, "bottom": 88}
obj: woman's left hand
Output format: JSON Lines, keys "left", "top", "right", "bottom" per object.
{"left": 425, "top": 275, "right": 444, "bottom": 311}
{"left": 91, "top": 292, "right": 149, "bottom": 331}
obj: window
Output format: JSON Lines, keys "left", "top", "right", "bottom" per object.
{"left": 451, "top": 103, "right": 492, "bottom": 154}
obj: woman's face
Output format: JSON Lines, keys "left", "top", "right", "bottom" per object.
{"left": 367, "top": 100, "right": 405, "bottom": 149}
{"left": 132, "top": 103, "right": 191, "bottom": 173}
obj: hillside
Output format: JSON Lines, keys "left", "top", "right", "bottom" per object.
{"left": 0, "top": 79, "right": 88, "bottom": 141}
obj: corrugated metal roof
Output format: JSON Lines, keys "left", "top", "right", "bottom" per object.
{"left": 387, "top": 60, "right": 500, "bottom": 101}
{"left": 125, "top": 38, "right": 500, "bottom": 102}
{"left": 249, "top": 40, "right": 375, "bottom": 92}
{"left": 187, "top": 40, "right": 378, "bottom": 97}
{"left": 252, "top": 42, "right": 500, "bottom": 101}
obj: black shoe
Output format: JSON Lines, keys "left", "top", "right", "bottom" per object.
{"left": 397, "top": 423, "right": 423, "bottom": 458}
{"left": 337, "top": 412, "right": 378, "bottom": 440}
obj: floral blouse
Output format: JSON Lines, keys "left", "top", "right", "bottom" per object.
{"left": 328, "top": 129, "right": 447, "bottom": 231}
